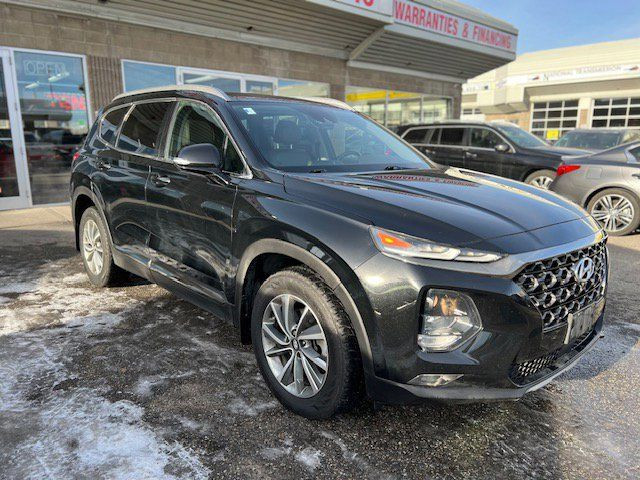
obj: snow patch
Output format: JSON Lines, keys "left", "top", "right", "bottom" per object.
{"left": 227, "top": 397, "right": 278, "bottom": 416}
{"left": 295, "top": 447, "right": 323, "bottom": 472}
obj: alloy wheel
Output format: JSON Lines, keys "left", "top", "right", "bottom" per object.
{"left": 591, "top": 194, "right": 635, "bottom": 233}
{"left": 82, "top": 219, "right": 104, "bottom": 275}
{"left": 529, "top": 175, "right": 554, "bottom": 189}
{"left": 261, "top": 294, "right": 328, "bottom": 398}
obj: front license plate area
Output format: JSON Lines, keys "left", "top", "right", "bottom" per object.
{"left": 564, "top": 300, "right": 603, "bottom": 345}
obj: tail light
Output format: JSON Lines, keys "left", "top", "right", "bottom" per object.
{"left": 72, "top": 151, "right": 81, "bottom": 162}
{"left": 557, "top": 164, "right": 580, "bottom": 176}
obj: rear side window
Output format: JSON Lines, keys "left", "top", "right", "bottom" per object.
{"left": 100, "top": 107, "right": 127, "bottom": 145}
{"left": 469, "top": 128, "right": 501, "bottom": 149}
{"left": 403, "top": 128, "right": 428, "bottom": 144}
{"left": 117, "top": 102, "right": 171, "bottom": 156}
{"left": 630, "top": 146, "right": 640, "bottom": 162}
{"left": 440, "top": 128, "right": 465, "bottom": 146}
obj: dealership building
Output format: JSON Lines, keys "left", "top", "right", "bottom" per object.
{"left": 462, "top": 38, "right": 640, "bottom": 141}
{"left": 0, "top": 0, "right": 516, "bottom": 211}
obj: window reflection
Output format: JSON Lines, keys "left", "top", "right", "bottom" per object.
{"left": 0, "top": 62, "right": 19, "bottom": 198}
{"left": 277, "top": 79, "right": 329, "bottom": 98}
{"left": 15, "top": 51, "right": 89, "bottom": 204}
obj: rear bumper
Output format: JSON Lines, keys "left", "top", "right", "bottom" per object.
{"left": 365, "top": 315, "right": 603, "bottom": 404}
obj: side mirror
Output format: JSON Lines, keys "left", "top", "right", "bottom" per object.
{"left": 495, "top": 143, "right": 510, "bottom": 153}
{"left": 174, "top": 143, "right": 222, "bottom": 173}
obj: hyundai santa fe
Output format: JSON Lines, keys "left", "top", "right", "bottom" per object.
{"left": 71, "top": 86, "right": 608, "bottom": 418}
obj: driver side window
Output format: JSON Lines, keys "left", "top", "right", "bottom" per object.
{"left": 168, "top": 102, "right": 244, "bottom": 173}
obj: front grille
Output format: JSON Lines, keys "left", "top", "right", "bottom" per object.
{"left": 509, "top": 328, "right": 595, "bottom": 385}
{"left": 514, "top": 240, "right": 607, "bottom": 331}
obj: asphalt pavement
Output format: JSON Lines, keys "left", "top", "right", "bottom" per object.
{"left": 0, "top": 210, "right": 638, "bottom": 479}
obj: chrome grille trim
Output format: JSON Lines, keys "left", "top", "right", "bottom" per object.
{"left": 515, "top": 240, "right": 607, "bottom": 331}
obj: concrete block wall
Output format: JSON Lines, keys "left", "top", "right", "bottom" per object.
{"left": 0, "top": 3, "right": 461, "bottom": 113}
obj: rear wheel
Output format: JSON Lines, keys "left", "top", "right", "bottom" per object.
{"left": 587, "top": 188, "right": 640, "bottom": 236}
{"left": 79, "top": 207, "right": 127, "bottom": 287}
{"left": 525, "top": 169, "right": 556, "bottom": 189}
{"left": 251, "top": 266, "right": 363, "bottom": 418}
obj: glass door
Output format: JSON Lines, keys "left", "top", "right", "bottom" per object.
{"left": 0, "top": 49, "right": 30, "bottom": 210}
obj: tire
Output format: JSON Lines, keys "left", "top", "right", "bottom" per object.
{"left": 251, "top": 266, "right": 363, "bottom": 419}
{"left": 79, "top": 207, "right": 127, "bottom": 287}
{"left": 525, "top": 169, "right": 556, "bottom": 189}
{"left": 587, "top": 188, "right": 640, "bottom": 236}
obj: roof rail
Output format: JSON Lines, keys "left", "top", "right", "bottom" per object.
{"left": 300, "top": 97, "right": 355, "bottom": 111}
{"left": 113, "top": 84, "right": 229, "bottom": 102}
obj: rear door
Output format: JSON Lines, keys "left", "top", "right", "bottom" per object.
{"left": 146, "top": 100, "right": 243, "bottom": 316}
{"left": 464, "top": 127, "right": 507, "bottom": 176}
{"left": 432, "top": 127, "right": 466, "bottom": 168}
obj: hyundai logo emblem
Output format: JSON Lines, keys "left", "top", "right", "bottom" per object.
{"left": 572, "top": 257, "right": 595, "bottom": 284}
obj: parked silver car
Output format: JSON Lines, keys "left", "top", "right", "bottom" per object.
{"left": 551, "top": 141, "right": 640, "bottom": 235}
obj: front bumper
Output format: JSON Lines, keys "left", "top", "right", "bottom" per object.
{"left": 353, "top": 230, "right": 607, "bottom": 404}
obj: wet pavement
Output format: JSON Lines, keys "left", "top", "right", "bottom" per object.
{"left": 0, "top": 219, "right": 638, "bottom": 480}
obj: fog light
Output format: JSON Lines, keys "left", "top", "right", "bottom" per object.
{"left": 418, "top": 289, "right": 482, "bottom": 352}
{"left": 408, "top": 374, "right": 463, "bottom": 387}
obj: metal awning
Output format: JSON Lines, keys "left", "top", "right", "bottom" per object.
{"left": 12, "top": 0, "right": 518, "bottom": 82}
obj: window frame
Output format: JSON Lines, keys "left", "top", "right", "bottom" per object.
{"left": 98, "top": 105, "right": 130, "bottom": 147}
{"left": 400, "top": 126, "right": 429, "bottom": 144}
{"left": 163, "top": 99, "right": 252, "bottom": 178}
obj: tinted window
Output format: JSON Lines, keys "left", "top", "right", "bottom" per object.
{"left": 469, "top": 128, "right": 501, "bottom": 149}
{"left": 100, "top": 107, "right": 127, "bottom": 145}
{"left": 118, "top": 102, "right": 170, "bottom": 156}
{"left": 439, "top": 128, "right": 465, "bottom": 146}
{"left": 403, "top": 128, "right": 428, "bottom": 143}
{"left": 630, "top": 146, "right": 640, "bottom": 162}
{"left": 169, "top": 102, "right": 244, "bottom": 173}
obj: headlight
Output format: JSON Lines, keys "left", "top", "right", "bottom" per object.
{"left": 370, "top": 227, "right": 503, "bottom": 262}
{"left": 418, "top": 289, "right": 482, "bottom": 352}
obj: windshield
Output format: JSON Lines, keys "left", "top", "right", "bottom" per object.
{"left": 555, "top": 131, "right": 621, "bottom": 150}
{"left": 493, "top": 123, "right": 548, "bottom": 148}
{"left": 229, "top": 101, "right": 430, "bottom": 172}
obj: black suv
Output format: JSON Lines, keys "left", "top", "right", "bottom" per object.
{"left": 397, "top": 121, "right": 588, "bottom": 189}
{"left": 71, "top": 87, "right": 608, "bottom": 418}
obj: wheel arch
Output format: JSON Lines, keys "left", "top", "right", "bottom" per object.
{"left": 235, "top": 238, "right": 375, "bottom": 377}
{"left": 72, "top": 186, "right": 112, "bottom": 251}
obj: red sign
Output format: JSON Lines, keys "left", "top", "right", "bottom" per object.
{"left": 334, "top": 0, "right": 392, "bottom": 15}
{"left": 393, "top": 0, "right": 516, "bottom": 53}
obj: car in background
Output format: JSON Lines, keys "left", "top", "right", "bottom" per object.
{"left": 554, "top": 128, "right": 640, "bottom": 152}
{"left": 551, "top": 141, "right": 640, "bottom": 236}
{"left": 397, "top": 121, "right": 588, "bottom": 189}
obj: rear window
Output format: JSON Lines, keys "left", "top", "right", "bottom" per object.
{"left": 117, "top": 101, "right": 171, "bottom": 156}
{"left": 440, "top": 128, "right": 465, "bottom": 146}
{"left": 100, "top": 107, "right": 128, "bottom": 145}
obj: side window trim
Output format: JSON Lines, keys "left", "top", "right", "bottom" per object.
{"left": 98, "top": 103, "right": 132, "bottom": 147}
{"left": 164, "top": 99, "right": 252, "bottom": 178}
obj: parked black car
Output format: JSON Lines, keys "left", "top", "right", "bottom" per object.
{"left": 397, "top": 121, "right": 588, "bottom": 189}
{"left": 71, "top": 87, "right": 608, "bottom": 418}
{"left": 554, "top": 128, "right": 640, "bottom": 152}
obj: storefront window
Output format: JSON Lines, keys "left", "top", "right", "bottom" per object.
{"left": 277, "top": 79, "right": 329, "bottom": 98}
{"left": 246, "top": 80, "right": 274, "bottom": 94}
{"left": 182, "top": 72, "right": 241, "bottom": 93}
{"left": 15, "top": 51, "right": 90, "bottom": 205}
{"left": 122, "top": 60, "right": 176, "bottom": 92}
{"left": 346, "top": 86, "right": 450, "bottom": 128}
{"left": 0, "top": 61, "right": 19, "bottom": 198}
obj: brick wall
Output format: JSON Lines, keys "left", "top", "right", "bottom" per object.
{"left": 0, "top": 3, "right": 461, "bottom": 112}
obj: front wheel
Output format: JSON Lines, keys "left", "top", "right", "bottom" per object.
{"left": 525, "top": 169, "right": 556, "bottom": 189}
{"left": 587, "top": 188, "right": 640, "bottom": 236}
{"left": 251, "top": 266, "right": 363, "bottom": 419}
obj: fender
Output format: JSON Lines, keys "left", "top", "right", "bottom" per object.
{"left": 235, "top": 238, "right": 375, "bottom": 376}
{"left": 72, "top": 185, "right": 112, "bottom": 251}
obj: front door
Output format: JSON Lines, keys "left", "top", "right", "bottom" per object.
{"left": 0, "top": 49, "right": 30, "bottom": 210}
{"left": 146, "top": 100, "right": 241, "bottom": 316}
{"left": 464, "top": 127, "right": 506, "bottom": 176}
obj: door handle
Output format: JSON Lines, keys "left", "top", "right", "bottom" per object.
{"left": 465, "top": 151, "right": 478, "bottom": 159}
{"left": 151, "top": 174, "right": 171, "bottom": 186}
{"left": 96, "top": 159, "right": 111, "bottom": 171}
{"left": 632, "top": 173, "right": 640, "bottom": 179}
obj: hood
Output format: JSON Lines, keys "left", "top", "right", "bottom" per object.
{"left": 284, "top": 168, "right": 596, "bottom": 253}
{"left": 524, "top": 145, "right": 592, "bottom": 157}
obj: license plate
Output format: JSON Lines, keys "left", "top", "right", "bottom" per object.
{"left": 564, "top": 299, "right": 604, "bottom": 344}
